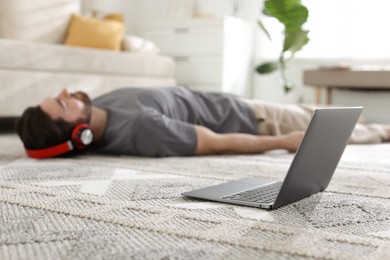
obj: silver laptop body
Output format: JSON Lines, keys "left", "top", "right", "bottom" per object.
{"left": 182, "top": 107, "right": 363, "bottom": 210}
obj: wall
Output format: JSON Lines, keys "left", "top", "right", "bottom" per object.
{"left": 84, "top": 0, "right": 390, "bottom": 123}
{"left": 123, "top": 0, "right": 261, "bottom": 32}
{"left": 82, "top": 1, "right": 261, "bottom": 38}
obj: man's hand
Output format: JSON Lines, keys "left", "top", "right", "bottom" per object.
{"left": 279, "top": 131, "right": 305, "bottom": 153}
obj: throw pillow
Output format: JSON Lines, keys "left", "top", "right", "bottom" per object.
{"left": 104, "top": 13, "right": 124, "bottom": 23}
{"left": 64, "top": 14, "right": 124, "bottom": 51}
{"left": 122, "top": 35, "right": 160, "bottom": 54}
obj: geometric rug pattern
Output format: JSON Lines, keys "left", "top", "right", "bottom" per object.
{"left": 1, "top": 134, "right": 390, "bottom": 259}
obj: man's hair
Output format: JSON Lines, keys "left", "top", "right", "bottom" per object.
{"left": 16, "top": 106, "right": 75, "bottom": 150}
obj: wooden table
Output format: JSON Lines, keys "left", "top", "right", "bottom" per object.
{"left": 303, "top": 68, "right": 390, "bottom": 104}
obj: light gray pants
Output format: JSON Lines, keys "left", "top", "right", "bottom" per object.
{"left": 241, "top": 99, "right": 388, "bottom": 144}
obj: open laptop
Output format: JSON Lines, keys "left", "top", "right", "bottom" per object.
{"left": 182, "top": 107, "right": 363, "bottom": 210}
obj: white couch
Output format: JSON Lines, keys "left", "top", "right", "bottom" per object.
{"left": 0, "top": 0, "right": 176, "bottom": 117}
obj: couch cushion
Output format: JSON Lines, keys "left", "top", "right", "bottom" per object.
{"left": 0, "top": 39, "right": 175, "bottom": 77}
{"left": 0, "top": 69, "right": 177, "bottom": 117}
{"left": 0, "top": 0, "right": 80, "bottom": 43}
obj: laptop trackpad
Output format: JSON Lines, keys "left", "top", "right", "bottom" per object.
{"left": 182, "top": 177, "right": 275, "bottom": 200}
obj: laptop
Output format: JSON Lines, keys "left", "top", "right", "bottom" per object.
{"left": 182, "top": 107, "right": 363, "bottom": 210}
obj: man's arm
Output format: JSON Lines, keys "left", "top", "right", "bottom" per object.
{"left": 194, "top": 125, "right": 304, "bottom": 155}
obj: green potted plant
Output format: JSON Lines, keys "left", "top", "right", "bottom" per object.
{"left": 256, "top": 0, "right": 310, "bottom": 93}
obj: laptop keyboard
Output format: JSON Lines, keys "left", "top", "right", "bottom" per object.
{"left": 221, "top": 182, "right": 282, "bottom": 204}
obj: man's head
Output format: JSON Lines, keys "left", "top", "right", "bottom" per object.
{"left": 17, "top": 89, "right": 94, "bottom": 158}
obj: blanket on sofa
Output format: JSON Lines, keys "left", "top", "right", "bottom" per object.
{"left": 1, "top": 134, "right": 389, "bottom": 259}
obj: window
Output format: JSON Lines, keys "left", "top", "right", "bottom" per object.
{"left": 260, "top": 0, "right": 390, "bottom": 59}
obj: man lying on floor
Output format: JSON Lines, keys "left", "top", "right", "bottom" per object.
{"left": 17, "top": 87, "right": 390, "bottom": 158}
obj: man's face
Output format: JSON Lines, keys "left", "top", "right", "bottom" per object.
{"left": 40, "top": 89, "right": 92, "bottom": 124}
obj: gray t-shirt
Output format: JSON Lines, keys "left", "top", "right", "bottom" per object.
{"left": 92, "top": 87, "right": 258, "bottom": 157}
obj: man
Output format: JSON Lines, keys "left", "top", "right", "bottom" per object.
{"left": 17, "top": 86, "right": 390, "bottom": 158}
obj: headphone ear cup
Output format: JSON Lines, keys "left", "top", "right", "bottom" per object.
{"left": 71, "top": 123, "right": 94, "bottom": 150}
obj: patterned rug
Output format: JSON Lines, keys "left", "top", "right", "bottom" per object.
{"left": 1, "top": 134, "right": 390, "bottom": 259}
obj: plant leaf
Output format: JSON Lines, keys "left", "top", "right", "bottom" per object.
{"left": 257, "top": 20, "right": 272, "bottom": 41}
{"left": 285, "top": 5, "right": 308, "bottom": 29}
{"left": 255, "top": 62, "right": 279, "bottom": 74}
{"left": 283, "top": 81, "right": 294, "bottom": 93}
{"left": 283, "top": 29, "right": 309, "bottom": 53}
{"left": 262, "top": 7, "right": 272, "bottom": 16}
{"left": 264, "top": 0, "right": 301, "bottom": 24}
{"left": 291, "top": 30, "right": 309, "bottom": 53}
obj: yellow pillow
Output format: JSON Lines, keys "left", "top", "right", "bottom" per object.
{"left": 104, "top": 13, "right": 124, "bottom": 23}
{"left": 65, "top": 14, "right": 124, "bottom": 51}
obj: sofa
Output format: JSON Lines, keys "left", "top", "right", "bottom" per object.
{"left": 0, "top": 0, "right": 176, "bottom": 118}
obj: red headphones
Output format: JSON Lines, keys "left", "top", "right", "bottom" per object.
{"left": 25, "top": 123, "right": 94, "bottom": 159}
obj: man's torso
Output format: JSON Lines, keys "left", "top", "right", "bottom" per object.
{"left": 91, "top": 86, "right": 257, "bottom": 156}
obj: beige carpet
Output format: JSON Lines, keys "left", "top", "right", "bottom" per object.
{"left": 1, "top": 134, "right": 390, "bottom": 259}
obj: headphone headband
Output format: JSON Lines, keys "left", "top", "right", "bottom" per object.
{"left": 25, "top": 141, "right": 74, "bottom": 159}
